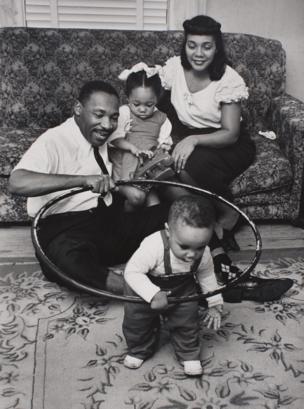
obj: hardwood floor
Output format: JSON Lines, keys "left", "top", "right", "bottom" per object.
{"left": 0, "top": 222, "right": 303, "bottom": 259}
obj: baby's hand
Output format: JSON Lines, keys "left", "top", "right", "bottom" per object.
{"left": 140, "top": 150, "right": 154, "bottom": 159}
{"left": 150, "top": 291, "right": 169, "bottom": 310}
{"left": 158, "top": 143, "right": 171, "bottom": 152}
{"left": 129, "top": 146, "right": 142, "bottom": 157}
{"left": 203, "top": 306, "right": 222, "bottom": 330}
{"left": 124, "top": 119, "right": 133, "bottom": 133}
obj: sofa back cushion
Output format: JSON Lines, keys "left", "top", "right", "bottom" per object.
{"left": 0, "top": 28, "right": 285, "bottom": 132}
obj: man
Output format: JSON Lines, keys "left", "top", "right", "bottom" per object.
{"left": 9, "top": 80, "right": 169, "bottom": 291}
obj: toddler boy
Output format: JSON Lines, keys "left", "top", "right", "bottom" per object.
{"left": 123, "top": 195, "right": 223, "bottom": 376}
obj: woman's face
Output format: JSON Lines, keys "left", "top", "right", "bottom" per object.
{"left": 185, "top": 34, "right": 217, "bottom": 73}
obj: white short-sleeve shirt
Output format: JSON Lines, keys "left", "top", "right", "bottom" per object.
{"left": 159, "top": 56, "right": 248, "bottom": 129}
{"left": 13, "top": 117, "right": 113, "bottom": 217}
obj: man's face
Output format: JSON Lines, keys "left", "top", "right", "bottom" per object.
{"left": 74, "top": 91, "right": 119, "bottom": 147}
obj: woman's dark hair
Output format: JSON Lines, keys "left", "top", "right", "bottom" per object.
{"left": 125, "top": 70, "right": 162, "bottom": 100}
{"left": 78, "top": 80, "right": 119, "bottom": 105}
{"left": 181, "top": 15, "right": 228, "bottom": 80}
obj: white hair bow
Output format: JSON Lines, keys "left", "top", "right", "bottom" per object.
{"left": 118, "top": 62, "right": 161, "bottom": 81}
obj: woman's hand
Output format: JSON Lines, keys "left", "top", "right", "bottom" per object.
{"left": 172, "top": 136, "right": 197, "bottom": 173}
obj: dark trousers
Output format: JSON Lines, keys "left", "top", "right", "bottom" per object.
{"left": 37, "top": 195, "right": 169, "bottom": 289}
{"left": 157, "top": 91, "right": 256, "bottom": 200}
{"left": 122, "top": 276, "right": 201, "bottom": 362}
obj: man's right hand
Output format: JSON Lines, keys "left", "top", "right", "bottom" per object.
{"left": 83, "top": 175, "right": 117, "bottom": 195}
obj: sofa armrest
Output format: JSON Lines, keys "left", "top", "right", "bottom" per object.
{"left": 271, "top": 94, "right": 304, "bottom": 221}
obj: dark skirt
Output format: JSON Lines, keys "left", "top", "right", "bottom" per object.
{"left": 157, "top": 91, "right": 256, "bottom": 200}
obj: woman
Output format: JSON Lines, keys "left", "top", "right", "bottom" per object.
{"left": 157, "top": 14, "right": 256, "bottom": 283}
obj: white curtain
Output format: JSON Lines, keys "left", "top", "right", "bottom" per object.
{"left": 0, "top": 0, "right": 25, "bottom": 27}
{"left": 168, "top": 0, "right": 207, "bottom": 30}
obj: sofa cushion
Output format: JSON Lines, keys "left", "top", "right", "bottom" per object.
{"left": 235, "top": 186, "right": 291, "bottom": 206}
{"left": 0, "top": 128, "right": 46, "bottom": 175}
{"left": 0, "top": 178, "right": 28, "bottom": 223}
{"left": 231, "top": 135, "right": 293, "bottom": 197}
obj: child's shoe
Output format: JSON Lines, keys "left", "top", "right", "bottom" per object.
{"left": 124, "top": 355, "right": 144, "bottom": 369}
{"left": 134, "top": 148, "right": 175, "bottom": 181}
{"left": 183, "top": 360, "right": 203, "bottom": 376}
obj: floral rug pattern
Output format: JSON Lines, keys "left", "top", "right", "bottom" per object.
{"left": 0, "top": 256, "right": 303, "bottom": 409}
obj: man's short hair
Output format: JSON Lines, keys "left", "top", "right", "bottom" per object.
{"left": 78, "top": 80, "right": 119, "bottom": 105}
{"left": 168, "top": 195, "right": 215, "bottom": 228}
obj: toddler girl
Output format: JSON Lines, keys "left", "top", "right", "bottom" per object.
{"left": 109, "top": 62, "right": 173, "bottom": 211}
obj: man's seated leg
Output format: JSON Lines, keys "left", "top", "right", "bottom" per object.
{"left": 44, "top": 231, "right": 115, "bottom": 291}
{"left": 223, "top": 276, "right": 294, "bottom": 303}
{"left": 209, "top": 232, "right": 293, "bottom": 303}
{"left": 37, "top": 195, "right": 168, "bottom": 294}
{"left": 105, "top": 201, "right": 169, "bottom": 265}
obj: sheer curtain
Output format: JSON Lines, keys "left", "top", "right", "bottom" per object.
{"left": 168, "top": 0, "right": 207, "bottom": 29}
{"left": 0, "top": 0, "right": 25, "bottom": 27}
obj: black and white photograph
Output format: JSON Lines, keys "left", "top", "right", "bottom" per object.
{"left": 0, "top": 1, "right": 303, "bottom": 408}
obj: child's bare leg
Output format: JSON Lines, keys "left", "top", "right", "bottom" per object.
{"left": 119, "top": 185, "right": 146, "bottom": 212}
{"left": 146, "top": 189, "right": 160, "bottom": 206}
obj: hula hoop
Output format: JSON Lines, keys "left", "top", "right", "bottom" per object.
{"left": 31, "top": 179, "right": 262, "bottom": 303}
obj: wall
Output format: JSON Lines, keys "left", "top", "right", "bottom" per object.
{"left": 201, "top": 0, "right": 304, "bottom": 102}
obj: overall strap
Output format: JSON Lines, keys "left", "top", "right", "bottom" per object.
{"left": 160, "top": 230, "right": 173, "bottom": 275}
{"left": 190, "top": 257, "right": 202, "bottom": 274}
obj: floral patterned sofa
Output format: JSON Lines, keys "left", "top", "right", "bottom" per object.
{"left": 1, "top": 27, "right": 304, "bottom": 223}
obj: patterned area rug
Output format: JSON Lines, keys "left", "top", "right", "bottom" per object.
{"left": 0, "top": 254, "right": 304, "bottom": 409}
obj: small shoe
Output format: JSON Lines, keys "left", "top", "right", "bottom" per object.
{"left": 124, "top": 355, "right": 144, "bottom": 369}
{"left": 134, "top": 148, "right": 175, "bottom": 181}
{"left": 183, "top": 360, "right": 203, "bottom": 376}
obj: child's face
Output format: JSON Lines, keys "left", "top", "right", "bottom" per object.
{"left": 128, "top": 86, "right": 157, "bottom": 119}
{"left": 167, "top": 220, "right": 213, "bottom": 263}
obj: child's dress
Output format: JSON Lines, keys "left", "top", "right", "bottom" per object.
{"left": 109, "top": 105, "right": 172, "bottom": 180}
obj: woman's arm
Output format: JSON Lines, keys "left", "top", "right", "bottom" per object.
{"left": 192, "top": 103, "right": 241, "bottom": 147}
{"left": 172, "top": 103, "right": 241, "bottom": 173}
{"left": 8, "top": 169, "right": 115, "bottom": 196}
